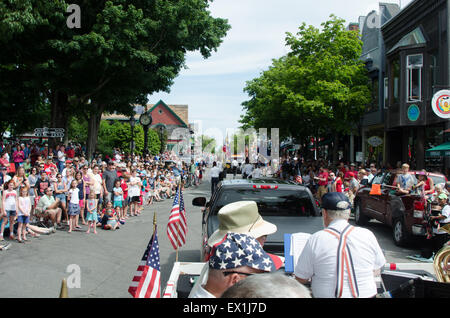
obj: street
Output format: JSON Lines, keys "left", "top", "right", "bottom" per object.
{"left": 0, "top": 171, "right": 428, "bottom": 298}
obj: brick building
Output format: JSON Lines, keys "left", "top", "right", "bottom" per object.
{"left": 102, "top": 100, "right": 189, "bottom": 151}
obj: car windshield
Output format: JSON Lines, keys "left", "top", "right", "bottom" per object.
{"left": 212, "top": 189, "right": 315, "bottom": 217}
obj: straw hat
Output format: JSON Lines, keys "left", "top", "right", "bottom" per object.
{"left": 207, "top": 201, "right": 277, "bottom": 247}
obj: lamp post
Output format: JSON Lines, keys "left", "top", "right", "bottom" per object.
{"left": 159, "top": 126, "right": 165, "bottom": 154}
{"left": 129, "top": 115, "right": 136, "bottom": 157}
{"left": 139, "top": 112, "right": 152, "bottom": 158}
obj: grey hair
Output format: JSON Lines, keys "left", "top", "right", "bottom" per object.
{"left": 325, "top": 208, "right": 351, "bottom": 220}
{"left": 220, "top": 273, "right": 312, "bottom": 298}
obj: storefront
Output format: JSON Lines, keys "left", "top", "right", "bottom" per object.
{"left": 382, "top": 0, "right": 449, "bottom": 172}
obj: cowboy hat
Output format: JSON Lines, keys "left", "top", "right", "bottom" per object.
{"left": 207, "top": 201, "right": 277, "bottom": 247}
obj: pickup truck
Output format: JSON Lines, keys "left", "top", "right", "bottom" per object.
{"left": 192, "top": 177, "right": 322, "bottom": 261}
{"left": 354, "top": 170, "right": 447, "bottom": 246}
{"left": 162, "top": 261, "right": 440, "bottom": 298}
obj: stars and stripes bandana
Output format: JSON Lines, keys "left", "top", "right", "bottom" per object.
{"left": 208, "top": 233, "right": 276, "bottom": 272}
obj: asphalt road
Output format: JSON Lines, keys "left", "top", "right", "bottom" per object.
{"left": 0, "top": 172, "right": 427, "bottom": 298}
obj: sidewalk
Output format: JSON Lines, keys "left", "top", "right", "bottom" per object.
{"left": 0, "top": 180, "right": 210, "bottom": 298}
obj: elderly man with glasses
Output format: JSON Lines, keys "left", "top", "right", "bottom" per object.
{"left": 294, "top": 192, "right": 386, "bottom": 298}
{"left": 189, "top": 233, "right": 276, "bottom": 298}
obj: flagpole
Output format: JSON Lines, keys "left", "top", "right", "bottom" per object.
{"left": 176, "top": 185, "right": 181, "bottom": 262}
{"left": 153, "top": 211, "right": 157, "bottom": 233}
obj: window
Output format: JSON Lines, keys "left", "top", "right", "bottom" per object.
{"left": 367, "top": 78, "right": 379, "bottom": 112}
{"left": 391, "top": 58, "right": 400, "bottom": 104}
{"left": 406, "top": 54, "right": 423, "bottom": 103}
{"left": 384, "top": 77, "right": 389, "bottom": 109}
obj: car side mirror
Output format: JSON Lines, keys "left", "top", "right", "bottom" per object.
{"left": 192, "top": 197, "right": 207, "bottom": 207}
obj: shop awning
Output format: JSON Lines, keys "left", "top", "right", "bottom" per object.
{"left": 426, "top": 142, "right": 450, "bottom": 157}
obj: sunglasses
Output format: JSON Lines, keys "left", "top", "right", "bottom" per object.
{"left": 223, "top": 271, "right": 254, "bottom": 277}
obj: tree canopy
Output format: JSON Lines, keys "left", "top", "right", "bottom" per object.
{"left": 0, "top": 0, "right": 230, "bottom": 157}
{"left": 240, "top": 15, "right": 371, "bottom": 146}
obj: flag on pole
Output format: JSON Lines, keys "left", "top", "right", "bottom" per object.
{"left": 167, "top": 187, "right": 187, "bottom": 250}
{"left": 128, "top": 227, "right": 161, "bottom": 298}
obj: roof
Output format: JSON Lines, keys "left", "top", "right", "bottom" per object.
{"left": 148, "top": 100, "right": 188, "bottom": 128}
{"left": 101, "top": 100, "right": 188, "bottom": 127}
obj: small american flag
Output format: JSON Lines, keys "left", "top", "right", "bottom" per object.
{"left": 128, "top": 227, "right": 161, "bottom": 298}
{"left": 167, "top": 187, "right": 187, "bottom": 250}
{"left": 295, "top": 175, "right": 303, "bottom": 184}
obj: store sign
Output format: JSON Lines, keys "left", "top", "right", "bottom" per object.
{"left": 407, "top": 104, "right": 420, "bottom": 121}
{"left": 34, "top": 127, "right": 65, "bottom": 138}
{"left": 367, "top": 136, "right": 383, "bottom": 147}
{"left": 431, "top": 90, "right": 450, "bottom": 119}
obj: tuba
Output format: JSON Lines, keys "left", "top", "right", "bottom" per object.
{"left": 433, "top": 224, "right": 450, "bottom": 283}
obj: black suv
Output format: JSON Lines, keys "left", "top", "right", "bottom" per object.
{"left": 192, "top": 178, "right": 322, "bottom": 261}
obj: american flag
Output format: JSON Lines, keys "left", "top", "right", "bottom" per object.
{"left": 128, "top": 228, "right": 161, "bottom": 298}
{"left": 295, "top": 175, "right": 303, "bottom": 184}
{"left": 167, "top": 187, "right": 187, "bottom": 250}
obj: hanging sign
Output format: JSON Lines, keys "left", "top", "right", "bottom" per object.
{"left": 407, "top": 104, "right": 420, "bottom": 122}
{"left": 431, "top": 90, "right": 450, "bottom": 119}
{"left": 367, "top": 136, "right": 383, "bottom": 147}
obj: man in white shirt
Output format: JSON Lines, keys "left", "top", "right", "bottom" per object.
{"left": 294, "top": 192, "right": 386, "bottom": 298}
{"left": 57, "top": 145, "right": 66, "bottom": 173}
{"left": 231, "top": 159, "right": 239, "bottom": 179}
{"left": 210, "top": 161, "right": 221, "bottom": 196}
{"left": 251, "top": 164, "right": 262, "bottom": 179}
{"left": 242, "top": 157, "right": 253, "bottom": 179}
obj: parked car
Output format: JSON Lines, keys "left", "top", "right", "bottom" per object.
{"left": 354, "top": 170, "right": 447, "bottom": 246}
{"left": 192, "top": 177, "right": 322, "bottom": 261}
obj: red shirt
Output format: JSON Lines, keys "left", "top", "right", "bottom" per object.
{"left": 318, "top": 172, "right": 329, "bottom": 186}
{"left": 120, "top": 180, "right": 128, "bottom": 199}
{"left": 344, "top": 170, "right": 355, "bottom": 180}
{"left": 335, "top": 178, "right": 343, "bottom": 192}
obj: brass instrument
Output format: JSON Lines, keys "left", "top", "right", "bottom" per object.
{"left": 433, "top": 224, "right": 450, "bottom": 283}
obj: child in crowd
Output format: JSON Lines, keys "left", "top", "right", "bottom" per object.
{"left": 102, "top": 201, "right": 119, "bottom": 230}
{"left": 112, "top": 180, "right": 124, "bottom": 221}
{"left": 86, "top": 192, "right": 98, "bottom": 234}
{"left": 1, "top": 181, "right": 18, "bottom": 240}
{"left": 116, "top": 206, "right": 125, "bottom": 225}
{"left": 67, "top": 180, "right": 80, "bottom": 233}
{"left": 120, "top": 176, "right": 129, "bottom": 219}
{"left": 17, "top": 187, "right": 31, "bottom": 242}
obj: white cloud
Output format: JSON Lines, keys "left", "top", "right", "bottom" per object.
{"left": 150, "top": 0, "right": 415, "bottom": 144}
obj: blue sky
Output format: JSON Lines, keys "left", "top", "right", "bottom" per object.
{"left": 148, "top": 0, "right": 413, "bottom": 143}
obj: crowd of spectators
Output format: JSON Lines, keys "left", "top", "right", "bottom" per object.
{"left": 0, "top": 140, "right": 204, "bottom": 248}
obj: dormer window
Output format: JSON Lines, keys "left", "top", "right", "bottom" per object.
{"left": 406, "top": 54, "right": 423, "bottom": 103}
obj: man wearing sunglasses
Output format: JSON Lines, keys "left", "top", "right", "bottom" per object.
{"left": 189, "top": 232, "right": 275, "bottom": 298}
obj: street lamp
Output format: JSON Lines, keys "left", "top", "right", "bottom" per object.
{"left": 139, "top": 112, "right": 152, "bottom": 158}
{"left": 159, "top": 126, "right": 165, "bottom": 153}
{"left": 129, "top": 115, "right": 136, "bottom": 157}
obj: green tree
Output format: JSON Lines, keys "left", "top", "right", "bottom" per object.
{"left": 0, "top": 0, "right": 230, "bottom": 158}
{"left": 241, "top": 15, "right": 371, "bottom": 161}
{"left": 198, "top": 135, "right": 216, "bottom": 154}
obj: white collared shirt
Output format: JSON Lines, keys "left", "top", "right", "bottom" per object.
{"left": 188, "top": 285, "right": 216, "bottom": 298}
{"left": 210, "top": 167, "right": 221, "bottom": 179}
{"left": 294, "top": 219, "right": 386, "bottom": 298}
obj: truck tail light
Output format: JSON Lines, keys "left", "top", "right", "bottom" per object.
{"left": 413, "top": 200, "right": 425, "bottom": 218}
{"left": 252, "top": 185, "right": 278, "bottom": 189}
